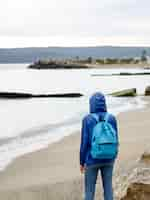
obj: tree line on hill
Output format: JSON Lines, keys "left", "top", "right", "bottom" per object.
{"left": 75, "top": 50, "right": 148, "bottom": 65}
{"left": 0, "top": 47, "right": 149, "bottom": 64}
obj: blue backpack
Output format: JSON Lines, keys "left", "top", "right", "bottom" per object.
{"left": 91, "top": 113, "right": 118, "bottom": 159}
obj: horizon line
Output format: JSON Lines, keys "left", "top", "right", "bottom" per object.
{"left": 1, "top": 45, "right": 150, "bottom": 49}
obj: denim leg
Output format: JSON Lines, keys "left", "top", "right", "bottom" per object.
{"left": 84, "top": 166, "right": 98, "bottom": 200}
{"left": 100, "top": 164, "right": 114, "bottom": 200}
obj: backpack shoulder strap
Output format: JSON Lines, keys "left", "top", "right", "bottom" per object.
{"left": 104, "top": 113, "right": 110, "bottom": 122}
{"left": 91, "top": 113, "right": 99, "bottom": 123}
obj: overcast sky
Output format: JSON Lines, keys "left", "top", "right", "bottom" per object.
{"left": 0, "top": 0, "right": 150, "bottom": 47}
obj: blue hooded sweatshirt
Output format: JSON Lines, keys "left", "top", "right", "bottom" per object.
{"left": 80, "top": 92, "right": 118, "bottom": 167}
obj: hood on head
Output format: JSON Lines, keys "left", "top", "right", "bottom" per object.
{"left": 89, "top": 92, "right": 107, "bottom": 113}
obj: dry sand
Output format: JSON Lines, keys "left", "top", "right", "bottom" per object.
{"left": 0, "top": 97, "right": 150, "bottom": 200}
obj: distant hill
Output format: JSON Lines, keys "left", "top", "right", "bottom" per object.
{"left": 0, "top": 46, "right": 150, "bottom": 63}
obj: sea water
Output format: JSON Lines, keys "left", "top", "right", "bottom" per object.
{"left": 0, "top": 64, "right": 149, "bottom": 170}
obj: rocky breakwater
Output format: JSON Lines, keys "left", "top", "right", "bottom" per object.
{"left": 28, "top": 60, "right": 89, "bottom": 69}
{"left": 119, "top": 151, "right": 150, "bottom": 200}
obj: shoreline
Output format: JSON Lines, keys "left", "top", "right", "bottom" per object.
{"left": 0, "top": 63, "right": 150, "bottom": 70}
{"left": 0, "top": 95, "right": 146, "bottom": 172}
{"left": 0, "top": 97, "right": 150, "bottom": 199}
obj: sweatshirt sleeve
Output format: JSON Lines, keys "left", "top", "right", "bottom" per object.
{"left": 80, "top": 117, "right": 89, "bottom": 166}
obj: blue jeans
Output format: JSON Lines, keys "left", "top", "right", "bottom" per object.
{"left": 84, "top": 163, "right": 114, "bottom": 200}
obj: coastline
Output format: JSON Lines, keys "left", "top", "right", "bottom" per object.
{"left": 0, "top": 63, "right": 150, "bottom": 70}
{"left": 28, "top": 63, "right": 150, "bottom": 70}
{"left": 0, "top": 97, "right": 150, "bottom": 199}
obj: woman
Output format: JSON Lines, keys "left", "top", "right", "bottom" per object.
{"left": 80, "top": 92, "right": 119, "bottom": 200}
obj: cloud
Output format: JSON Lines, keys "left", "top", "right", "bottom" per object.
{"left": 0, "top": 0, "right": 150, "bottom": 46}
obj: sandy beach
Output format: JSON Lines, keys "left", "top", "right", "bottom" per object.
{"left": 0, "top": 97, "right": 150, "bottom": 200}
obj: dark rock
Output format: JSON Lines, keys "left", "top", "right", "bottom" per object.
{"left": 0, "top": 92, "right": 32, "bottom": 99}
{"left": 110, "top": 88, "right": 137, "bottom": 97}
{"left": 119, "top": 72, "right": 132, "bottom": 75}
{"left": 145, "top": 86, "right": 150, "bottom": 96}
{"left": 121, "top": 183, "right": 150, "bottom": 200}
{"left": 91, "top": 72, "right": 150, "bottom": 76}
{"left": 120, "top": 151, "right": 150, "bottom": 200}
{"left": 140, "top": 151, "right": 150, "bottom": 165}
{"left": 33, "top": 93, "right": 83, "bottom": 98}
{"left": 28, "top": 60, "right": 89, "bottom": 69}
{"left": 0, "top": 92, "right": 83, "bottom": 99}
